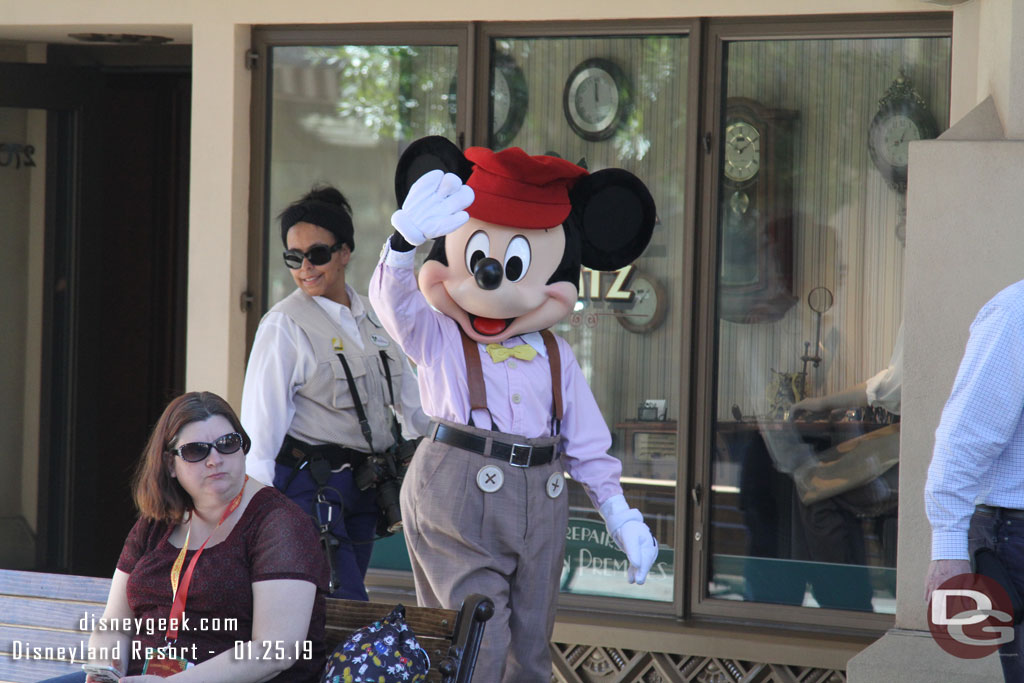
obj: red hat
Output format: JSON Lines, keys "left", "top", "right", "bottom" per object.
{"left": 464, "top": 146, "right": 589, "bottom": 229}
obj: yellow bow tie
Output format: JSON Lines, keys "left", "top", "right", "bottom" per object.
{"left": 486, "top": 343, "right": 537, "bottom": 363}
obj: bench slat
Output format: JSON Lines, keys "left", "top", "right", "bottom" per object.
{"left": 0, "top": 596, "right": 104, "bottom": 631}
{"left": 0, "top": 569, "right": 111, "bottom": 604}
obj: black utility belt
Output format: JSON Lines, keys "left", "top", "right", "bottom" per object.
{"left": 430, "top": 422, "right": 557, "bottom": 468}
{"left": 276, "top": 436, "right": 369, "bottom": 470}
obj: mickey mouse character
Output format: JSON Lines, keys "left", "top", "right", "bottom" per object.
{"left": 369, "top": 136, "right": 659, "bottom": 682}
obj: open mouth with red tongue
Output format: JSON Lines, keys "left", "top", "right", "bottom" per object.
{"left": 469, "top": 314, "right": 513, "bottom": 337}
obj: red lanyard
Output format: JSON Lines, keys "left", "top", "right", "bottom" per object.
{"left": 165, "top": 476, "right": 247, "bottom": 642}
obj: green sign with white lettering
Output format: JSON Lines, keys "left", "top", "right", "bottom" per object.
{"left": 561, "top": 517, "right": 674, "bottom": 601}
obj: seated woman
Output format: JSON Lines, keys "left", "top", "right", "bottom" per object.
{"left": 42, "top": 391, "right": 329, "bottom": 683}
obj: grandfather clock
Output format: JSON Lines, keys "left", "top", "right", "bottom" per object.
{"left": 718, "top": 97, "right": 798, "bottom": 323}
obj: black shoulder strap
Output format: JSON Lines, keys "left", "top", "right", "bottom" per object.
{"left": 337, "top": 353, "right": 374, "bottom": 452}
{"left": 378, "top": 350, "right": 396, "bottom": 406}
{"left": 378, "top": 350, "right": 406, "bottom": 443}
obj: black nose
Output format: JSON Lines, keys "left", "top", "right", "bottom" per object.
{"left": 474, "top": 258, "right": 503, "bottom": 290}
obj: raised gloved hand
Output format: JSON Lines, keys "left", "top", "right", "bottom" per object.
{"left": 391, "top": 169, "right": 475, "bottom": 247}
{"left": 599, "top": 494, "right": 658, "bottom": 584}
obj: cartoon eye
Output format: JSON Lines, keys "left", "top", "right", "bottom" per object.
{"left": 465, "top": 231, "right": 490, "bottom": 273}
{"left": 504, "top": 235, "right": 531, "bottom": 282}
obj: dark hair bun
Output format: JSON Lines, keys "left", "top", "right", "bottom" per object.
{"left": 302, "top": 185, "right": 352, "bottom": 216}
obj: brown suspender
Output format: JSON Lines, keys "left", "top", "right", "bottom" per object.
{"left": 459, "top": 326, "right": 489, "bottom": 415}
{"left": 457, "top": 327, "right": 563, "bottom": 431}
{"left": 539, "top": 329, "right": 564, "bottom": 423}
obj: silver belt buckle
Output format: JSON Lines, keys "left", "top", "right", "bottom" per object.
{"left": 509, "top": 443, "right": 532, "bottom": 467}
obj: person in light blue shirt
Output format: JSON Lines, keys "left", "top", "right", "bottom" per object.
{"left": 925, "top": 278, "right": 1024, "bottom": 681}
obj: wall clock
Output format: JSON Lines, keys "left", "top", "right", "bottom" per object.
{"left": 718, "top": 97, "right": 799, "bottom": 324}
{"left": 616, "top": 271, "right": 667, "bottom": 334}
{"left": 563, "top": 58, "right": 632, "bottom": 142}
{"left": 489, "top": 53, "right": 528, "bottom": 149}
{"left": 867, "top": 73, "right": 938, "bottom": 194}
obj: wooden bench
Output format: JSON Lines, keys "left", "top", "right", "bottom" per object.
{"left": 0, "top": 568, "right": 493, "bottom": 683}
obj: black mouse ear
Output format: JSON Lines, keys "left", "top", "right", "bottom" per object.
{"left": 569, "top": 169, "right": 656, "bottom": 271}
{"left": 395, "top": 136, "right": 473, "bottom": 207}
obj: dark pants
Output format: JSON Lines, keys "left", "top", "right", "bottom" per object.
{"left": 969, "top": 508, "right": 1024, "bottom": 683}
{"left": 274, "top": 462, "right": 379, "bottom": 601}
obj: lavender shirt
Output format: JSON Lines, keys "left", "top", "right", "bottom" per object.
{"left": 368, "top": 237, "right": 623, "bottom": 507}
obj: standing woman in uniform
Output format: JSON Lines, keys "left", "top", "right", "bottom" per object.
{"left": 241, "top": 185, "right": 429, "bottom": 601}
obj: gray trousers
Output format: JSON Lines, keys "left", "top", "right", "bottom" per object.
{"left": 401, "top": 421, "right": 568, "bottom": 683}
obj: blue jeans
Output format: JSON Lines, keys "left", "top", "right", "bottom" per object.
{"left": 274, "top": 462, "right": 379, "bottom": 601}
{"left": 969, "top": 509, "right": 1024, "bottom": 683}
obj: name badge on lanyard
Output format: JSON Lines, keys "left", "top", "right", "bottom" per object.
{"left": 142, "top": 647, "right": 192, "bottom": 676}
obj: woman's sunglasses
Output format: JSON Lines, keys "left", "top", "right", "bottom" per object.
{"left": 282, "top": 243, "right": 344, "bottom": 270}
{"left": 171, "top": 432, "right": 245, "bottom": 463}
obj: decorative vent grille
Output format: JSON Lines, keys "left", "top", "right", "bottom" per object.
{"left": 550, "top": 643, "right": 846, "bottom": 683}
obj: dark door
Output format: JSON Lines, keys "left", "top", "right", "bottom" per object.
{"left": 0, "top": 60, "right": 189, "bottom": 576}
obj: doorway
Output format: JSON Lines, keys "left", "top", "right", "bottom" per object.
{"left": 0, "top": 44, "right": 190, "bottom": 576}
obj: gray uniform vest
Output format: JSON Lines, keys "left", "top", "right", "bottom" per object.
{"left": 271, "top": 288, "right": 406, "bottom": 453}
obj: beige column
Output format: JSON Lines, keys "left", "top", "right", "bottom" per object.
{"left": 185, "top": 21, "right": 252, "bottom": 406}
{"left": 849, "top": 0, "right": 1024, "bottom": 679}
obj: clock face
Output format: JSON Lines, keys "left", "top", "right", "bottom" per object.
{"left": 617, "top": 273, "right": 666, "bottom": 333}
{"left": 867, "top": 86, "right": 938, "bottom": 193}
{"left": 563, "top": 59, "right": 631, "bottom": 142}
{"left": 724, "top": 120, "right": 761, "bottom": 184}
{"left": 632, "top": 278, "right": 656, "bottom": 318}
{"left": 875, "top": 113, "right": 921, "bottom": 167}
{"left": 570, "top": 68, "right": 619, "bottom": 130}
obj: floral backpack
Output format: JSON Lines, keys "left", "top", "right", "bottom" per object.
{"left": 321, "top": 604, "right": 431, "bottom": 683}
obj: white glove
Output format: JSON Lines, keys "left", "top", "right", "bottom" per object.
{"left": 391, "top": 169, "right": 475, "bottom": 246}
{"left": 599, "top": 494, "right": 658, "bottom": 585}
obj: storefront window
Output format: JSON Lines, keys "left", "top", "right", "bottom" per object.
{"left": 708, "top": 36, "right": 950, "bottom": 613}
{"left": 488, "top": 33, "right": 689, "bottom": 603}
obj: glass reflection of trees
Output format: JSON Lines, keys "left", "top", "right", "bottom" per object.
{"left": 305, "top": 45, "right": 456, "bottom": 142}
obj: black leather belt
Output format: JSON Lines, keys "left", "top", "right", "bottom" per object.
{"left": 976, "top": 504, "right": 1024, "bottom": 521}
{"left": 275, "top": 435, "right": 368, "bottom": 470}
{"left": 430, "top": 422, "right": 556, "bottom": 467}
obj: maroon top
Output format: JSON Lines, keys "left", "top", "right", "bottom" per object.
{"left": 118, "top": 486, "right": 328, "bottom": 681}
